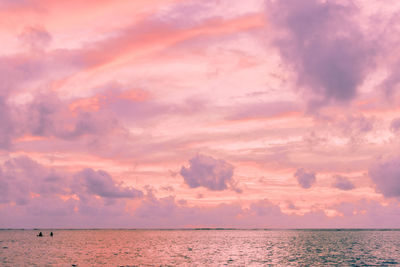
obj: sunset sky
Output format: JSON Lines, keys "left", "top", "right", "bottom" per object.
{"left": 1, "top": 0, "right": 400, "bottom": 228}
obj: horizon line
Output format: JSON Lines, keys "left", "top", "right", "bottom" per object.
{"left": 2, "top": 228, "right": 400, "bottom": 231}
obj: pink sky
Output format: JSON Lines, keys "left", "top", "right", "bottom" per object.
{"left": 1, "top": 0, "right": 400, "bottom": 228}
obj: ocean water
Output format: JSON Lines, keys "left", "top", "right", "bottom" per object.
{"left": 1, "top": 229, "right": 400, "bottom": 266}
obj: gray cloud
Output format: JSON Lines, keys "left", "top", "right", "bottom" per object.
{"left": 24, "top": 93, "right": 63, "bottom": 137}
{"left": 180, "top": 154, "right": 236, "bottom": 191}
{"left": 0, "top": 97, "right": 14, "bottom": 149}
{"left": 73, "top": 168, "right": 143, "bottom": 199}
{"left": 266, "top": 0, "right": 372, "bottom": 105}
{"left": 332, "top": 175, "right": 355, "bottom": 191}
{"left": 294, "top": 168, "right": 316, "bottom": 189}
{"left": 369, "top": 157, "right": 400, "bottom": 198}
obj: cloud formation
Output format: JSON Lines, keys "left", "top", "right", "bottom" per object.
{"left": 1, "top": 0, "right": 400, "bottom": 228}
{"left": 180, "top": 154, "right": 236, "bottom": 191}
{"left": 369, "top": 157, "right": 400, "bottom": 198}
{"left": 0, "top": 97, "right": 14, "bottom": 149}
{"left": 294, "top": 168, "right": 316, "bottom": 189}
{"left": 267, "top": 0, "right": 372, "bottom": 105}
{"left": 0, "top": 155, "right": 142, "bottom": 219}
{"left": 332, "top": 175, "right": 355, "bottom": 191}
{"left": 73, "top": 168, "right": 143, "bottom": 199}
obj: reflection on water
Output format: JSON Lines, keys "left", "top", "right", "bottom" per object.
{"left": 1, "top": 229, "right": 400, "bottom": 266}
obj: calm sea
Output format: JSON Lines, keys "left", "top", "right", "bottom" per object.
{"left": 1, "top": 229, "right": 400, "bottom": 266}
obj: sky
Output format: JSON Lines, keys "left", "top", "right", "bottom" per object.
{"left": 1, "top": 0, "right": 400, "bottom": 228}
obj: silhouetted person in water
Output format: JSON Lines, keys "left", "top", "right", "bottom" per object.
{"left": 50, "top": 232, "right": 53, "bottom": 237}
{"left": 37, "top": 232, "right": 43, "bottom": 237}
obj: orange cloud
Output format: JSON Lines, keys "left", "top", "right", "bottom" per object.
{"left": 68, "top": 88, "right": 150, "bottom": 114}
{"left": 118, "top": 89, "right": 150, "bottom": 102}
{"left": 69, "top": 95, "right": 104, "bottom": 113}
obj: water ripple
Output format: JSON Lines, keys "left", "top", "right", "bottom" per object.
{"left": 0, "top": 229, "right": 400, "bottom": 266}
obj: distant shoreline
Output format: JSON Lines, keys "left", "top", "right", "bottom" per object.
{"left": 1, "top": 228, "right": 400, "bottom": 231}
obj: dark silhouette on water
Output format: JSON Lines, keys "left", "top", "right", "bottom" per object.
{"left": 37, "top": 232, "right": 43, "bottom": 237}
{"left": 50, "top": 232, "right": 53, "bottom": 237}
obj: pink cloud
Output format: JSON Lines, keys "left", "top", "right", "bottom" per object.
{"left": 1, "top": 0, "right": 400, "bottom": 229}
{"left": 3, "top": 191, "right": 400, "bottom": 228}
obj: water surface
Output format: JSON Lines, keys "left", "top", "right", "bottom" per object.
{"left": 1, "top": 229, "right": 400, "bottom": 266}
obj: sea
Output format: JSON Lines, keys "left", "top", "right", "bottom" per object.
{"left": 1, "top": 229, "right": 400, "bottom": 266}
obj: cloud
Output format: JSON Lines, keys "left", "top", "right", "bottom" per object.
{"left": 73, "top": 168, "right": 143, "bottom": 199}
{"left": 0, "top": 89, "right": 126, "bottom": 153}
{"left": 18, "top": 26, "right": 52, "bottom": 51}
{"left": 22, "top": 91, "right": 122, "bottom": 140}
{"left": 0, "top": 5, "right": 261, "bottom": 152}
{"left": 0, "top": 44, "right": 97, "bottom": 149}
{"left": 332, "top": 175, "right": 355, "bottom": 191}
{"left": 390, "top": 118, "right": 400, "bottom": 133}
{"left": 2, "top": 0, "right": 400, "bottom": 230}
{"left": 0, "top": 89, "right": 125, "bottom": 151}
{"left": 337, "top": 114, "right": 375, "bottom": 146}
{"left": 0, "top": 97, "right": 14, "bottom": 149}
{"left": 266, "top": 0, "right": 372, "bottom": 105}
{"left": 341, "top": 115, "right": 374, "bottom": 135}
{"left": 227, "top": 101, "right": 298, "bottom": 120}
{"left": 129, "top": 197, "right": 400, "bottom": 229}
{"left": 0, "top": 156, "right": 65, "bottom": 205}
{"left": 249, "top": 199, "right": 283, "bottom": 217}
{"left": 23, "top": 92, "right": 64, "bottom": 137}
{"left": 294, "top": 168, "right": 316, "bottom": 189}
{"left": 369, "top": 157, "right": 400, "bottom": 198}
{"left": 0, "top": 155, "right": 143, "bottom": 223}
{"left": 3, "top": 183, "right": 400, "bottom": 228}
{"left": 134, "top": 195, "right": 178, "bottom": 219}
{"left": 0, "top": 54, "right": 45, "bottom": 97}
{"left": 0, "top": 168, "right": 9, "bottom": 204}
{"left": 381, "top": 27, "right": 400, "bottom": 99}
{"left": 180, "top": 154, "right": 236, "bottom": 191}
